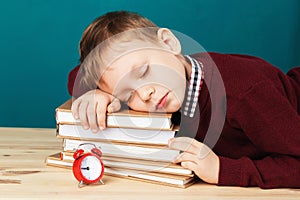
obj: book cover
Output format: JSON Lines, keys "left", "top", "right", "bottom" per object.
{"left": 61, "top": 151, "right": 193, "bottom": 176}
{"left": 63, "top": 139, "right": 180, "bottom": 162}
{"left": 57, "top": 124, "right": 178, "bottom": 146}
{"left": 56, "top": 99, "right": 174, "bottom": 130}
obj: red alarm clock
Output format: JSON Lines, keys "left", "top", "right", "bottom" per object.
{"left": 72, "top": 143, "right": 105, "bottom": 188}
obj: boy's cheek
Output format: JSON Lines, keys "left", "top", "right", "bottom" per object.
{"left": 127, "top": 101, "right": 150, "bottom": 112}
{"left": 169, "top": 98, "right": 183, "bottom": 112}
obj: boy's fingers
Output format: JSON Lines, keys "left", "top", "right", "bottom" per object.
{"left": 168, "top": 137, "right": 195, "bottom": 151}
{"left": 86, "top": 102, "right": 98, "bottom": 133}
{"left": 71, "top": 98, "right": 81, "bottom": 119}
{"left": 172, "top": 152, "right": 199, "bottom": 175}
{"left": 180, "top": 161, "right": 198, "bottom": 173}
{"left": 107, "top": 98, "right": 121, "bottom": 113}
{"left": 168, "top": 137, "right": 211, "bottom": 159}
{"left": 173, "top": 152, "right": 199, "bottom": 164}
{"left": 96, "top": 101, "right": 108, "bottom": 130}
{"left": 78, "top": 101, "right": 89, "bottom": 129}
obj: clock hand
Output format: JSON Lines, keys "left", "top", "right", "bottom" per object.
{"left": 81, "top": 167, "right": 90, "bottom": 170}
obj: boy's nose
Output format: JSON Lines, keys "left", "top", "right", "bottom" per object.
{"left": 137, "top": 86, "right": 155, "bottom": 102}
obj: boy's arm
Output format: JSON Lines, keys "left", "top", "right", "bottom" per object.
{"left": 218, "top": 154, "right": 300, "bottom": 188}
{"left": 68, "top": 65, "right": 90, "bottom": 97}
{"left": 67, "top": 65, "right": 121, "bottom": 131}
{"left": 218, "top": 80, "right": 300, "bottom": 188}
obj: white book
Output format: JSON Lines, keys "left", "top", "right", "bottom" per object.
{"left": 57, "top": 124, "right": 177, "bottom": 145}
{"left": 63, "top": 139, "right": 180, "bottom": 162}
{"left": 56, "top": 99, "right": 173, "bottom": 130}
{"left": 61, "top": 151, "right": 193, "bottom": 176}
{"left": 107, "top": 167, "right": 196, "bottom": 187}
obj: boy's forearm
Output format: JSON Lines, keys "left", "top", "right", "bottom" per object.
{"left": 218, "top": 155, "right": 300, "bottom": 188}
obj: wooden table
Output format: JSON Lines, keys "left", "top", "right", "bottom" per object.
{"left": 0, "top": 127, "right": 299, "bottom": 199}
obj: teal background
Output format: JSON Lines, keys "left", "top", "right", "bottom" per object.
{"left": 0, "top": 0, "right": 299, "bottom": 128}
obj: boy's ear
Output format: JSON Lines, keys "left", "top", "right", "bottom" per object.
{"left": 157, "top": 28, "right": 181, "bottom": 54}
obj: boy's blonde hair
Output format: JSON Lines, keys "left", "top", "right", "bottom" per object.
{"left": 79, "top": 11, "right": 161, "bottom": 89}
{"left": 80, "top": 11, "right": 158, "bottom": 63}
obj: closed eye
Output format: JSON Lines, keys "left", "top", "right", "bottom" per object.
{"left": 138, "top": 64, "right": 149, "bottom": 79}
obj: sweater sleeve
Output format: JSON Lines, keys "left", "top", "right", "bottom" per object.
{"left": 218, "top": 80, "right": 300, "bottom": 188}
{"left": 67, "top": 65, "right": 90, "bottom": 97}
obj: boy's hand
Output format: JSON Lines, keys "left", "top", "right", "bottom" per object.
{"left": 71, "top": 89, "right": 121, "bottom": 132}
{"left": 168, "top": 137, "right": 219, "bottom": 184}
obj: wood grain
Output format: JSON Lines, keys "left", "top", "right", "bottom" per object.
{"left": 0, "top": 127, "right": 299, "bottom": 199}
{"left": 0, "top": 179, "right": 21, "bottom": 184}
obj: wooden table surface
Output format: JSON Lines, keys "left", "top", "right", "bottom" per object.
{"left": 0, "top": 127, "right": 299, "bottom": 199}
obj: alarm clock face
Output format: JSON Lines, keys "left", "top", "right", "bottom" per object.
{"left": 80, "top": 155, "right": 103, "bottom": 181}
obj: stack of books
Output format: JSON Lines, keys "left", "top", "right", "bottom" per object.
{"left": 46, "top": 99, "right": 198, "bottom": 188}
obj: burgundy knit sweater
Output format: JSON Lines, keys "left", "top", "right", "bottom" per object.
{"left": 67, "top": 52, "right": 300, "bottom": 188}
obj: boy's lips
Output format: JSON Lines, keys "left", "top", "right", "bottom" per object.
{"left": 156, "top": 93, "right": 169, "bottom": 109}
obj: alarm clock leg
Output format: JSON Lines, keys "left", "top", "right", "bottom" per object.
{"left": 78, "top": 180, "right": 86, "bottom": 188}
{"left": 99, "top": 179, "right": 104, "bottom": 185}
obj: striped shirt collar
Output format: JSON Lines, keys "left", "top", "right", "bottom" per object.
{"left": 182, "top": 55, "right": 204, "bottom": 117}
